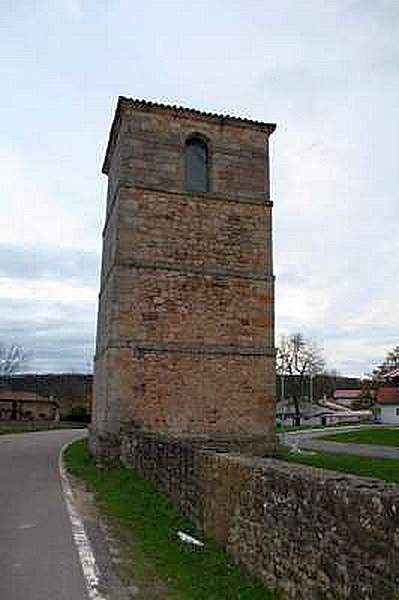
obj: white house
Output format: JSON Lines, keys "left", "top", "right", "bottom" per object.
{"left": 374, "top": 386, "right": 399, "bottom": 424}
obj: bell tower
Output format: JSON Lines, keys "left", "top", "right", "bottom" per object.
{"left": 92, "top": 97, "right": 276, "bottom": 457}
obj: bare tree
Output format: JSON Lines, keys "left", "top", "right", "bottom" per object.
{"left": 276, "top": 333, "right": 326, "bottom": 424}
{"left": 0, "top": 343, "right": 27, "bottom": 376}
{"left": 370, "top": 345, "right": 399, "bottom": 382}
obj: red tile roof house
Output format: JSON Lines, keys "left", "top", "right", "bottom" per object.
{"left": 0, "top": 389, "right": 59, "bottom": 421}
{"left": 332, "top": 389, "right": 362, "bottom": 408}
{"left": 374, "top": 369, "right": 399, "bottom": 424}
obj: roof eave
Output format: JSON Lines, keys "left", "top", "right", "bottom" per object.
{"left": 102, "top": 96, "right": 124, "bottom": 175}
{"left": 102, "top": 96, "right": 276, "bottom": 175}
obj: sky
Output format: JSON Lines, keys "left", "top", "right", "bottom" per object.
{"left": 0, "top": 0, "right": 398, "bottom": 376}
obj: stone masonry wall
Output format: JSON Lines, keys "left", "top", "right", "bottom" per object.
{"left": 98, "top": 187, "right": 274, "bottom": 354}
{"left": 118, "top": 429, "right": 399, "bottom": 600}
{"left": 114, "top": 187, "right": 273, "bottom": 274}
{"left": 94, "top": 99, "right": 276, "bottom": 448}
{"left": 94, "top": 347, "right": 275, "bottom": 439}
{"left": 104, "top": 98, "right": 272, "bottom": 200}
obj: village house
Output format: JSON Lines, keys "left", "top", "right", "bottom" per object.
{"left": 0, "top": 373, "right": 92, "bottom": 421}
{"left": 374, "top": 367, "right": 399, "bottom": 424}
{"left": 0, "top": 389, "right": 59, "bottom": 421}
{"left": 331, "top": 388, "right": 363, "bottom": 408}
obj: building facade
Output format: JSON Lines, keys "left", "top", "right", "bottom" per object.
{"left": 374, "top": 388, "right": 399, "bottom": 423}
{"left": 0, "top": 389, "right": 59, "bottom": 421}
{"left": 92, "top": 97, "right": 276, "bottom": 456}
{"left": 0, "top": 373, "right": 92, "bottom": 420}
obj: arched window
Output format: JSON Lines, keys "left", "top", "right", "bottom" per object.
{"left": 184, "top": 137, "right": 209, "bottom": 193}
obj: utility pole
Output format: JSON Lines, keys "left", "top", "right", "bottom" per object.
{"left": 310, "top": 371, "right": 313, "bottom": 405}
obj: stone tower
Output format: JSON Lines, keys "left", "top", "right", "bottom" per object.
{"left": 92, "top": 97, "right": 276, "bottom": 456}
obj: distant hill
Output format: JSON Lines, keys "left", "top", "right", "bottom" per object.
{"left": 276, "top": 374, "right": 360, "bottom": 403}
{"left": 0, "top": 372, "right": 360, "bottom": 420}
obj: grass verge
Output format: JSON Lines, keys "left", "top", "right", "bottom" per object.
{"left": 64, "top": 439, "right": 276, "bottom": 600}
{"left": 320, "top": 427, "right": 399, "bottom": 447}
{"left": 276, "top": 446, "right": 399, "bottom": 483}
{"left": 0, "top": 421, "right": 86, "bottom": 435}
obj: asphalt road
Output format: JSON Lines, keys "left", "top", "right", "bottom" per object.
{"left": 0, "top": 429, "right": 88, "bottom": 600}
{"left": 293, "top": 438, "right": 399, "bottom": 459}
{"left": 281, "top": 425, "right": 399, "bottom": 459}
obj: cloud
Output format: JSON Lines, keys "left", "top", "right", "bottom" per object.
{"left": 0, "top": 144, "right": 104, "bottom": 251}
{"left": 0, "top": 0, "right": 397, "bottom": 376}
{"left": 0, "top": 243, "right": 98, "bottom": 373}
{"left": 0, "top": 243, "right": 99, "bottom": 287}
{"left": 0, "top": 296, "right": 96, "bottom": 373}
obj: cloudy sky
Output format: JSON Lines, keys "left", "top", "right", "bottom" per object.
{"left": 1, "top": 0, "right": 398, "bottom": 376}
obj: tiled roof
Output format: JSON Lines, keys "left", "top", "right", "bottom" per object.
{"left": 0, "top": 389, "right": 54, "bottom": 404}
{"left": 118, "top": 96, "right": 276, "bottom": 129}
{"left": 103, "top": 96, "right": 276, "bottom": 174}
{"left": 381, "top": 367, "right": 399, "bottom": 379}
{"left": 376, "top": 386, "right": 399, "bottom": 405}
{"left": 333, "top": 389, "right": 361, "bottom": 399}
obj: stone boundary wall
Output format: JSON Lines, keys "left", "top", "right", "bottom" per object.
{"left": 106, "top": 430, "right": 399, "bottom": 599}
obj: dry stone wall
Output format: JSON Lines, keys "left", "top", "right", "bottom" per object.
{"left": 116, "top": 429, "right": 399, "bottom": 600}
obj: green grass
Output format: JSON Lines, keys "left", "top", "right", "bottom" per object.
{"left": 320, "top": 427, "right": 399, "bottom": 447}
{"left": 276, "top": 446, "right": 399, "bottom": 483}
{"left": 64, "top": 439, "right": 276, "bottom": 600}
{"left": 0, "top": 421, "right": 87, "bottom": 435}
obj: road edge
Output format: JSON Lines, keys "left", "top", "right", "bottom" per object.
{"left": 59, "top": 435, "right": 107, "bottom": 600}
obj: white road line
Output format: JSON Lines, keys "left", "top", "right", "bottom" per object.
{"left": 59, "top": 438, "right": 107, "bottom": 600}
